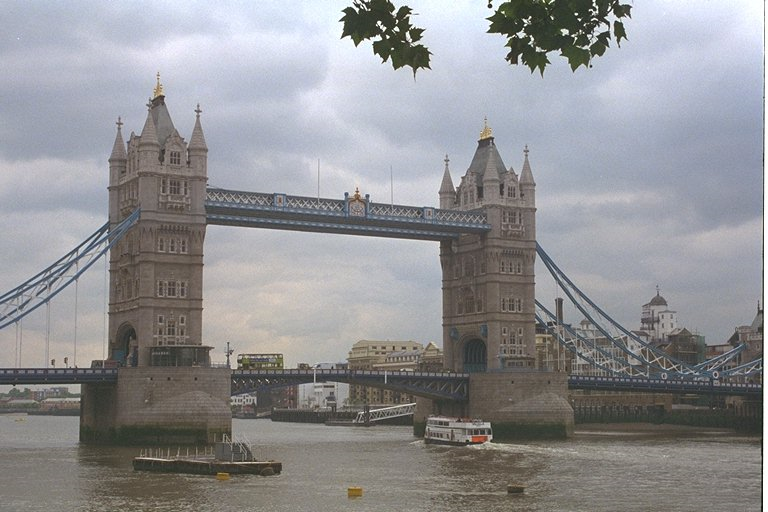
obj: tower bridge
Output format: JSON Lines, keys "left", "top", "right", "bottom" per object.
{"left": 1, "top": 79, "right": 761, "bottom": 444}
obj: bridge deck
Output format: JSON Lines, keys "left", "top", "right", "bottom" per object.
{"left": 0, "top": 368, "right": 760, "bottom": 398}
{"left": 205, "top": 188, "right": 491, "bottom": 241}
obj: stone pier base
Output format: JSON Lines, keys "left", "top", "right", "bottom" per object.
{"left": 414, "top": 370, "right": 574, "bottom": 440}
{"left": 80, "top": 367, "right": 232, "bottom": 445}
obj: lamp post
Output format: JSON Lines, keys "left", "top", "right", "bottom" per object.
{"left": 225, "top": 342, "right": 234, "bottom": 369}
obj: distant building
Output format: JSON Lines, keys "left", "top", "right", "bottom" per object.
{"left": 346, "top": 339, "right": 443, "bottom": 405}
{"left": 39, "top": 397, "right": 80, "bottom": 412}
{"left": 655, "top": 328, "right": 705, "bottom": 366}
{"left": 32, "top": 387, "right": 70, "bottom": 401}
{"left": 297, "top": 382, "right": 346, "bottom": 409}
{"left": 708, "top": 303, "right": 763, "bottom": 384}
{"left": 640, "top": 287, "right": 678, "bottom": 343}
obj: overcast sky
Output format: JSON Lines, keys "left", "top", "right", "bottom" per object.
{"left": 0, "top": 1, "right": 763, "bottom": 370}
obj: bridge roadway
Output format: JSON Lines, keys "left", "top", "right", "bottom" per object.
{"left": 0, "top": 368, "right": 761, "bottom": 399}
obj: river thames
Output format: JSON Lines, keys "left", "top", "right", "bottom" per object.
{"left": 0, "top": 414, "right": 762, "bottom": 511}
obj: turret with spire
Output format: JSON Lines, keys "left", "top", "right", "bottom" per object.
{"left": 188, "top": 103, "right": 208, "bottom": 176}
{"left": 446, "top": 118, "right": 535, "bottom": 211}
{"left": 439, "top": 155, "right": 456, "bottom": 209}
{"left": 438, "top": 117, "right": 538, "bottom": 374}
{"left": 107, "top": 74, "right": 210, "bottom": 366}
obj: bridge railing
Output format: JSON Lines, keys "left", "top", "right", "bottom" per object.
{"left": 206, "top": 188, "right": 489, "bottom": 227}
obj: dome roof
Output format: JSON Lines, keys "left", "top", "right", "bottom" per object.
{"left": 649, "top": 290, "right": 667, "bottom": 306}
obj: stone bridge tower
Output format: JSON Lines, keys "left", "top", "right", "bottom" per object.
{"left": 107, "top": 76, "right": 209, "bottom": 368}
{"left": 80, "top": 77, "right": 231, "bottom": 444}
{"left": 439, "top": 120, "right": 537, "bottom": 373}
{"left": 418, "top": 120, "right": 573, "bottom": 439}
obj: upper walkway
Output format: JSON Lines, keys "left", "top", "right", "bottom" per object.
{"left": 0, "top": 367, "right": 761, "bottom": 399}
{"left": 205, "top": 187, "right": 491, "bottom": 241}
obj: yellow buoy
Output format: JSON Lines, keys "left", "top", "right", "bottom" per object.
{"left": 347, "top": 486, "right": 363, "bottom": 498}
{"left": 216, "top": 472, "right": 230, "bottom": 481}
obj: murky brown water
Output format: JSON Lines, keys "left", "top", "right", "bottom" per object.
{"left": 0, "top": 415, "right": 762, "bottom": 511}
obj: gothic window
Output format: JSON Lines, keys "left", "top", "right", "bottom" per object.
{"left": 169, "top": 238, "right": 177, "bottom": 253}
{"left": 158, "top": 315, "right": 165, "bottom": 324}
{"left": 461, "top": 287, "right": 476, "bottom": 314}
{"left": 169, "top": 151, "right": 181, "bottom": 165}
{"left": 169, "top": 179, "right": 181, "bottom": 195}
{"left": 158, "top": 237, "right": 165, "bottom": 252}
{"left": 463, "top": 257, "right": 474, "bottom": 277}
{"left": 167, "top": 319, "right": 176, "bottom": 336}
{"left": 160, "top": 178, "right": 167, "bottom": 194}
{"left": 180, "top": 238, "right": 188, "bottom": 254}
{"left": 501, "top": 295, "right": 523, "bottom": 313}
{"left": 179, "top": 282, "right": 187, "bottom": 298}
{"left": 167, "top": 281, "right": 177, "bottom": 297}
{"left": 157, "top": 281, "right": 166, "bottom": 297}
{"left": 183, "top": 181, "right": 189, "bottom": 196}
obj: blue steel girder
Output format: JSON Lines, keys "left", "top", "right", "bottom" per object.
{"left": 231, "top": 368, "right": 469, "bottom": 401}
{"left": 205, "top": 188, "right": 490, "bottom": 241}
{"left": 569, "top": 374, "right": 763, "bottom": 397}
{"left": 0, "top": 209, "right": 140, "bottom": 330}
{"left": 0, "top": 368, "right": 118, "bottom": 385}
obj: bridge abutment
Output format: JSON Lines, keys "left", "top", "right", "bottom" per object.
{"left": 80, "top": 367, "right": 231, "bottom": 445}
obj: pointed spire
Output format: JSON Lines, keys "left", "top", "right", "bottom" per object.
{"left": 439, "top": 154, "right": 454, "bottom": 194}
{"left": 109, "top": 117, "right": 127, "bottom": 162}
{"left": 519, "top": 145, "right": 535, "bottom": 185}
{"left": 139, "top": 101, "right": 160, "bottom": 148}
{"left": 189, "top": 103, "right": 208, "bottom": 151}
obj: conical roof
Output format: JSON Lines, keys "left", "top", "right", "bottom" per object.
{"left": 150, "top": 94, "right": 176, "bottom": 148}
{"left": 520, "top": 146, "right": 535, "bottom": 185}
{"left": 466, "top": 136, "right": 506, "bottom": 180}
{"left": 139, "top": 105, "right": 159, "bottom": 147}
{"left": 109, "top": 117, "right": 127, "bottom": 162}
{"left": 189, "top": 104, "right": 208, "bottom": 151}
{"left": 439, "top": 155, "right": 454, "bottom": 194}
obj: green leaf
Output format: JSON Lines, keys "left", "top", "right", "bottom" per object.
{"left": 614, "top": 20, "right": 627, "bottom": 45}
{"left": 561, "top": 44, "right": 591, "bottom": 71}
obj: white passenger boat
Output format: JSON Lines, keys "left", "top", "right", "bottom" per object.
{"left": 424, "top": 416, "right": 493, "bottom": 445}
